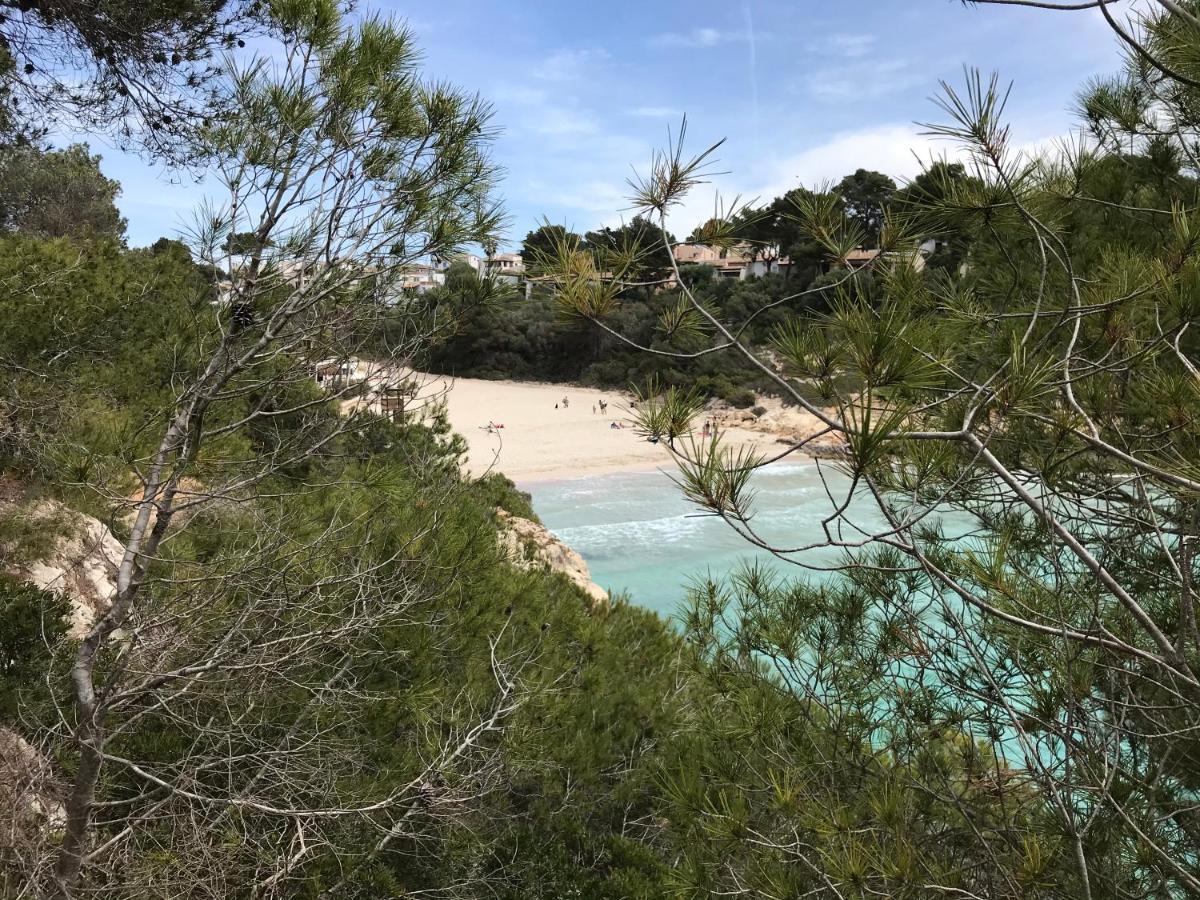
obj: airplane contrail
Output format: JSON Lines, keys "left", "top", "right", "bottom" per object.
{"left": 743, "top": 0, "right": 760, "bottom": 157}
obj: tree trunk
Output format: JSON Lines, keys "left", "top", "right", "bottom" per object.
{"left": 51, "top": 728, "right": 102, "bottom": 894}
{"left": 49, "top": 411, "right": 189, "bottom": 894}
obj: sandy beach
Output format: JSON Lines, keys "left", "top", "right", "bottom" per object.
{"left": 360, "top": 371, "right": 841, "bottom": 483}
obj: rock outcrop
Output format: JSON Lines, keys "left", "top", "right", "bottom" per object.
{"left": 495, "top": 508, "right": 607, "bottom": 609}
{"left": 0, "top": 726, "right": 63, "bottom": 826}
{"left": 2, "top": 498, "right": 124, "bottom": 638}
{"left": 0, "top": 725, "right": 64, "bottom": 885}
{"left": 122, "top": 477, "right": 208, "bottom": 533}
{"left": 706, "top": 395, "right": 849, "bottom": 457}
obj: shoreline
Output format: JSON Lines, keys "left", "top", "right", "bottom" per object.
{"left": 349, "top": 368, "right": 845, "bottom": 483}
{"left": 515, "top": 455, "right": 823, "bottom": 491}
{"left": 514, "top": 459, "right": 675, "bottom": 489}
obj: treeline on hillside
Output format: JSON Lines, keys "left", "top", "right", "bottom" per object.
{"left": 425, "top": 264, "right": 816, "bottom": 405}
{"left": 423, "top": 142, "right": 1197, "bottom": 405}
{"left": 419, "top": 166, "right": 971, "bottom": 401}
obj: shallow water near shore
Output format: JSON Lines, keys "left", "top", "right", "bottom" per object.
{"left": 521, "top": 462, "right": 891, "bottom": 619}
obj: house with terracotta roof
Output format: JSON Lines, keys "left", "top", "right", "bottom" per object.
{"left": 672, "top": 242, "right": 791, "bottom": 281}
{"left": 843, "top": 245, "right": 930, "bottom": 272}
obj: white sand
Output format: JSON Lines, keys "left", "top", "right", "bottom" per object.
{"left": 389, "top": 372, "right": 836, "bottom": 484}
{"left": 341, "top": 363, "right": 840, "bottom": 483}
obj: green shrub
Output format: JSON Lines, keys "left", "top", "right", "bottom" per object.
{"left": 471, "top": 472, "right": 538, "bottom": 521}
{"left": 0, "top": 500, "right": 71, "bottom": 567}
{"left": 0, "top": 574, "right": 69, "bottom": 722}
{"left": 727, "top": 388, "right": 757, "bottom": 409}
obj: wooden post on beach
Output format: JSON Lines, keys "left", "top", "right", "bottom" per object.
{"left": 381, "top": 388, "right": 405, "bottom": 423}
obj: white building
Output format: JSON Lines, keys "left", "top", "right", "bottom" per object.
{"left": 396, "top": 263, "right": 445, "bottom": 293}
{"left": 484, "top": 252, "right": 524, "bottom": 279}
{"left": 449, "top": 252, "right": 487, "bottom": 275}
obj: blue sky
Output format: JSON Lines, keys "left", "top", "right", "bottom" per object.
{"left": 97, "top": 1, "right": 1123, "bottom": 249}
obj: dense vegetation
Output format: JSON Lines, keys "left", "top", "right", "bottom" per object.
{"left": 420, "top": 161, "right": 984, "bottom": 410}
{"left": 5, "top": 0, "right": 1200, "bottom": 897}
{"left": 426, "top": 267, "right": 797, "bottom": 405}
{"left": 421, "top": 171, "right": 920, "bottom": 404}
{"left": 0, "top": 152, "right": 1064, "bottom": 895}
{"left": 533, "top": 4, "right": 1200, "bottom": 896}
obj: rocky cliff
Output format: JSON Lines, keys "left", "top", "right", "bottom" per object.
{"left": 495, "top": 508, "right": 607, "bottom": 609}
{"left": 706, "top": 395, "right": 849, "bottom": 458}
{"left": 1, "top": 726, "right": 64, "bottom": 838}
{"left": 1, "top": 493, "right": 122, "bottom": 638}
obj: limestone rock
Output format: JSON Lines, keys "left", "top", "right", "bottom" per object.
{"left": 495, "top": 508, "right": 607, "bottom": 608}
{"left": 0, "top": 726, "right": 64, "bottom": 830}
{"left": 3, "top": 498, "right": 124, "bottom": 638}
{"left": 122, "top": 477, "right": 207, "bottom": 532}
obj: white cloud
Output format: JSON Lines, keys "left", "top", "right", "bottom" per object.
{"left": 804, "top": 73, "right": 857, "bottom": 101}
{"left": 629, "top": 106, "right": 684, "bottom": 118}
{"left": 662, "top": 124, "right": 950, "bottom": 235}
{"left": 758, "top": 125, "right": 935, "bottom": 192}
{"left": 532, "top": 48, "right": 610, "bottom": 82}
{"left": 824, "top": 32, "right": 877, "bottom": 58}
{"left": 491, "top": 85, "right": 548, "bottom": 106}
{"left": 539, "top": 178, "right": 630, "bottom": 215}
{"left": 802, "top": 58, "right": 924, "bottom": 102}
{"left": 533, "top": 107, "right": 601, "bottom": 136}
{"left": 661, "top": 119, "right": 1072, "bottom": 237}
{"left": 490, "top": 81, "right": 600, "bottom": 138}
{"left": 650, "top": 27, "right": 746, "bottom": 49}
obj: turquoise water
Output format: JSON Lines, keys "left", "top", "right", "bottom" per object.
{"left": 525, "top": 463, "right": 1032, "bottom": 758}
{"left": 521, "top": 462, "right": 891, "bottom": 619}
